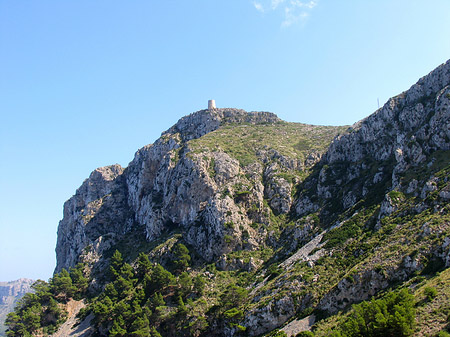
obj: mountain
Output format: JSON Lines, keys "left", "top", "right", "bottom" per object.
{"left": 6, "top": 59, "right": 450, "bottom": 336}
{"left": 0, "top": 279, "right": 34, "bottom": 336}
{"left": 54, "top": 109, "right": 346, "bottom": 275}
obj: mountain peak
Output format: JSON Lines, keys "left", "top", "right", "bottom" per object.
{"left": 162, "top": 108, "right": 281, "bottom": 142}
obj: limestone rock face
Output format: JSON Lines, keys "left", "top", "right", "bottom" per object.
{"left": 244, "top": 295, "right": 296, "bottom": 336}
{"left": 122, "top": 110, "right": 283, "bottom": 264}
{"left": 295, "top": 59, "right": 450, "bottom": 221}
{"left": 55, "top": 109, "right": 300, "bottom": 273}
{"left": 55, "top": 165, "right": 129, "bottom": 273}
{"left": 264, "top": 160, "right": 294, "bottom": 214}
{"left": 163, "top": 108, "right": 281, "bottom": 142}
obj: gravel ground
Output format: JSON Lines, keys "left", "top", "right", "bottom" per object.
{"left": 51, "top": 300, "right": 93, "bottom": 337}
{"left": 281, "top": 314, "right": 316, "bottom": 336}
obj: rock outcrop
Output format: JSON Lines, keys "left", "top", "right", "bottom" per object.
{"left": 295, "top": 59, "right": 450, "bottom": 221}
{"left": 55, "top": 109, "right": 339, "bottom": 273}
{"left": 55, "top": 165, "right": 130, "bottom": 272}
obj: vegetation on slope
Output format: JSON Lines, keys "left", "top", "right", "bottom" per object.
{"left": 312, "top": 268, "right": 450, "bottom": 337}
{"left": 6, "top": 116, "right": 450, "bottom": 336}
{"left": 188, "top": 122, "right": 347, "bottom": 167}
{"left": 5, "top": 264, "right": 88, "bottom": 336}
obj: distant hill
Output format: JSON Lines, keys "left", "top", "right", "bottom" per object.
{"left": 0, "top": 279, "right": 34, "bottom": 336}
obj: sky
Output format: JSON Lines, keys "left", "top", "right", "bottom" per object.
{"left": 1, "top": 0, "right": 450, "bottom": 282}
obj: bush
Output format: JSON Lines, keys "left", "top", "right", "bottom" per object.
{"left": 272, "top": 331, "right": 287, "bottom": 337}
{"left": 221, "top": 285, "right": 248, "bottom": 309}
{"left": 424, "top": 286, "right": 438, "bottom": 301}
{"left": 193, "top": 275, "right": 206, "bottom": 296}
{"left": 342, "top": 288, "right": 416, "bottom": 336}
{"left": 323, "top": 219, "right": 362, "bottom": 249}
{"left": 177, "top": 272, "right": 192, "bottom": 298}
{"left": 224, "top": 235, "right": 233, "bottom": 244}
{"left": 172, "top": 243, "right": 191, "bottom": 273}
{"left": 296, "top": 331, "right": 315, "bottom": 337}
{"left": 267, "top": 264, "right": 282, "bottom": 280}
{"left": 51, "top": 269, "right": 76, "bottom": 299}
{"left": 146, "top": 264, "right": 175, "bottom": 294}
{"left": 224, "top": 308, "right": 244, "bottom": 320}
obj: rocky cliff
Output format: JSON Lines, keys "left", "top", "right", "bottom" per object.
{"left": 47, "top": 59, "right": 450, "bottom": 337}
{"left": 295, "top": 59, "right": 450, "bottom": 221}
{"left": 55, "top": 108, "right": 344, "bottom": 274}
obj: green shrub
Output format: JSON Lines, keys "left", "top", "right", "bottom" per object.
{"left": 145, "top": 264, "right": 175, "bottom": 294}
{"left": 424, "top": 286, "right": 438, "bottom": 301}
{"left": 342, "top": 288, "right": 416, "bottom": 337}
{"left": 235, "top": 324, "right": 247, "bottom": 332}
{"left": 388, "top": 190, "right": 405, "bottom": 203}
{"left": 272, "top": 330, "right": 288, "bottom": 337}
{"left": 223, "top": 308, "right": 244, "bottom": 320}
{"left": 193, "top": 275, "right": 206, "bottom": 296}
{"left": 172, "top": 243, "right": 191, "bottom": 273}
{"left": 221, "top": 285, "right": 248, "bottom": 308}
{"left": 323, "top": 219, "right": 362, "bottom": 249}
{"left": 267, "top": 264, "right": 282, "bottom": 280}
{"left": 296, "top": 331, "right": 315, "bottom": 337}
{"left": 224, "top": 221, "right": 234, "bottom": 229}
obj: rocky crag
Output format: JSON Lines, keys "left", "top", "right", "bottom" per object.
{"left": 44, "top": 59, "right": 450, "bottom": 336}
{"left": 55, "top": 108, "right": 343, "bottom": 275}
{"left": 0, "top": 279, "right": 34, "bottom": 336}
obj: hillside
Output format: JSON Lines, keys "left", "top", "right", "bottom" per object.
{"left": 5, "top": 59, "right": 450, "bottom": 336}
{"left": 0, "top": 279, "right": 34, "bottom": 336}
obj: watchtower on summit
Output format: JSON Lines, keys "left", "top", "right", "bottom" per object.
{"left": 208, "top": 100, "right": 216, "bottom": 110}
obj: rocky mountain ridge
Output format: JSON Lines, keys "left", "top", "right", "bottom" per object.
{"left": 45, "top": 59, "right": 450, "bottom": 336}
{"left": 295, "top": 59, "right": 450, "bottom": 221}
{"left": 55, "top": 108, "right": 343, "bottom": 274}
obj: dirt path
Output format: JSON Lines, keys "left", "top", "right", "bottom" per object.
{"left": 279, "top": 231, "right": 326, "bottom": 269}
{"left": 51, "top": 299, "right": 93, "bottom": 337}
{"left": 281, "top": 314, "right": 316, "bottom": 336}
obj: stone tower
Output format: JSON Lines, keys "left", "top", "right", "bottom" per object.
{"left": 208, "top": 99, "right": 216, "bottom": 110}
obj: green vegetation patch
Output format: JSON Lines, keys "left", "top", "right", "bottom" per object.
{"left": 188, "top": 122, "right": 347, "bottom": 167}
{"left": 414, "top": 268, "right": 450, "bottom": 336}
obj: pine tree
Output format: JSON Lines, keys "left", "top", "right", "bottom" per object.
{"left": 149, "top": 292, "right": 165, "bottom": 309}
{"left": 50, "top": 269, "right": 75, "bottom": 300}
{"left": 110, "top": 250, "right": 124, "bottom": 279}
{"left": 69, "top": 263, "right": 89, "bottom": 297}
{"left": 193, "top": 275, "right": 206, "bottom": 296}
{"left": 221, "top": 284, "right": 248, "bottom": 309}
{"left": 146, "top": 264, "right": 175, "bottom": 293}
{"left": 109, "top": 315, "right": 127, "bottom": 337}
{"left": 172, "top": 243, "right": 191, "bottom": 273}
{"left": 21, "top": 303, "right": 42, "bottom": 333}
{"left": 178, "top": 271, "right": 193, "bottom": 298}
{"left": 342, "top": 288, "right": 415, "bottom": 336}
{"left": 136, "top": 252, "right": 152, "bottom": 278}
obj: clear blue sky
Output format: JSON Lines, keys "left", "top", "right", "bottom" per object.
{"left": 1, "top": 1, "right": 450, "bottom": 282}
